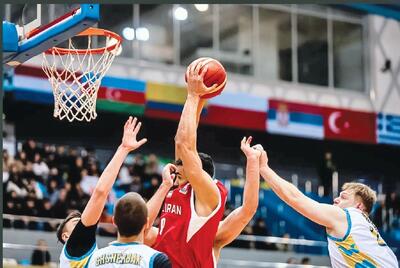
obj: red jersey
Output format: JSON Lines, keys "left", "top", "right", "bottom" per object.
{"left": 153, "top": 180, "right": 227, "bottom": 268}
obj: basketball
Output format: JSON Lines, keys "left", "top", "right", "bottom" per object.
{"left": 185, "top": 57, "right": 227, "bottom": 99}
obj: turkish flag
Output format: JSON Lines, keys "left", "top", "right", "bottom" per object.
{"left": 323, "top": 108, "right": 376, "bottom": 144}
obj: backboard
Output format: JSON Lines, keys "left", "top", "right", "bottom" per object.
{"left": 3, "top": 4, "right": 99, "bottom": 67}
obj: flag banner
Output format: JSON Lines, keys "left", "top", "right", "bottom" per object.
{"left": 268, "top": 100, "right": 324, "bottom": 139}
{"left": 377, "top": 113, "right": 400, "bottom": 146}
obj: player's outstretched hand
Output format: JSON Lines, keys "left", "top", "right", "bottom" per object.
{"left": 120, "top": 116, "right": 147, "bottom": 152}
{"left": 161, "top": 163, "right": 176, "bottom": 189}
{"left": 186, "top": 58, "right": 218, "bottom": 97}
{"left": 240, "top": 136, "right": 261, "bottom": 160}
{"left": 258, "top": 149, "right": 269, "bottom": 170}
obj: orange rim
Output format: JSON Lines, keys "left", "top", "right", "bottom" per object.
{"left": 45, "top": 27, "right": 122, "bottom": 55}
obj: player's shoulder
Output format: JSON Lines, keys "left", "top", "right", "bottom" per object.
{"left": 90, "top": 245, "right": 109, "bottom": 256}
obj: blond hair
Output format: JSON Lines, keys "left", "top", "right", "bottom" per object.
{"left": 342, "top": 182, "right": 377, "bottom": 214}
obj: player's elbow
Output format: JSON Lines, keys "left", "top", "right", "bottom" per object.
{"left": 213, "top": 238, "right": 226, "bottom": 251}
{"left": 92, "top": 185, "right": 108, "bottom": 199}
{"left": 242, "top": 204, "right": 257, "bottom": 219}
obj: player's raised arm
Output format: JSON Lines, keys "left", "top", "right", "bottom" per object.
{"left": 175, "top": 60, "right": 220, "bottom": 215}
{"left": 214, "top": 137, "right": 261, "bottom": 249}
{"left": 258, "top": 150, "right": 346, "bottom": 230}
{"left": 175, "top": 58, "right": 207, "bottom": 162}
{"left": 146, "top": 163, "right": 175, "bottom": 227}
{"left": 81, "top": 116, "right": 147, "bottom": 227}
{"left": 144, "top": 163, "right": 176, "bottom": 247}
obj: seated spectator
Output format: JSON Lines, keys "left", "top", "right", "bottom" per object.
{"left": 32, "top": 153, "right": 50, "bottom": 181}
{"left": 24, "top": 197, "right": 40, "bottom": 230}
{"left": 253, "top": 218, "right": 276, "bottom": 250}
{"left": 3, "top": 197, "right": 18, "bottom": 228}
{"left": 276, "top": 233, "right": 293, "bottom": 252}
{"left": 31, "top": 239, "right": 51, "bottom": 266}
{"left": 3, "top": 149, "right": 14, "bottom": 183}
{"left": 6, "top": 174, "right": 28, "bottom": 198}
{"left": 143, "top": 175, "right": 161, "bottom": 200}
{"left": 39, "top": 198, "right": 55, "bottom": 231}
{"left": 68, "top": 156, "right": 84, "bottom": 184}
{"left": 115, "top": 164, "right": 133, "bottom": 192}
{"left": 23, "top": 139, "right": 40, "bottom": 162}
{"left": 47, "top": 178, "right": 60, "bottom": 205}
{"left": 14, "top": 151, "right": 28, "bottom": 170}
{"left": 286, "top": 257, "right": 298, "bottom": 264}
{"left": 80, "top": 169, "right": 99, "bottom": 195}
{"left": 66, "top": 183, "right": 90, "bottom": 211}
{"left": 52, "top": 188, "right": 68, "bottom": 219}
{"left": 301, "top": 257, "right": 311, "bottom": 264}
{"left": 144, "top": 153, "right": 162, "bottom": 176}
{"left": 132, "top": 154, "right": 145, "bottom": 177}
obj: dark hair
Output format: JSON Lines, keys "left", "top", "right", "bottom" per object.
{"left": 175, "top": 152, "right": 214, "bottom": 178}
{"left": 114, "top": 192, "right": 148, "bottom": 237}
{"left": 56, "top": 211, "right": 81, "bottom": 244}
{"left": 198, "top": 152, "right": 214, "bottom": 178}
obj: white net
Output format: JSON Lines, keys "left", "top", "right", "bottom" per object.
{"left": 42, "top": 30, "right": 120, "bottom": 122}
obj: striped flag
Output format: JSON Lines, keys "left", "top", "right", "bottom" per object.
{"left": 377, "top": 113, "right": 400, "bottom": 146}
{"left": 267, "top": 100, "right": 324, "bottom": 139}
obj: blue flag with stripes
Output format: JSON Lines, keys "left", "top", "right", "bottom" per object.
{"left": 377, "top": 113, "right": 400, "bottom": 146}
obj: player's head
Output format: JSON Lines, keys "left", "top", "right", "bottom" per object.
{"left": 333, "top": 182, "right": 377, "bottom": 215}
{"left": 57, "top": 211, "right": 82, "bottom": 244}
{"left": 113, "top": 192, "right": 148, "bottom": 237}
{"left": 174, "top": 152, "right": 215, "bottom": 185}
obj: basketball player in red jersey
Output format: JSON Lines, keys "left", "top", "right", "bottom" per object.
{"left": 145, "top": 136, "right": 262, "bottom": 265}
{"left": 150, "top": 59, "right": 228, "bottom": 268}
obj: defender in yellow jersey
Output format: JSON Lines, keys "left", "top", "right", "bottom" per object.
{"left": 257, "top": 149, "right": 398, "bottom": 268}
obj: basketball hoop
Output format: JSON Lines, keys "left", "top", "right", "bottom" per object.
{"left": 42, "top": 27, "right": 122, "bottom": 122}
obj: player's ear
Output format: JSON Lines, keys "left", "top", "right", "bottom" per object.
{"left": 357, "top": 203, "right": 365, "bottom": 212}
{"left": 62, "top": 232, "right": 69, "bottom": 242}
{"left": 111, "top": 216, "right": 116, "bottom": 226}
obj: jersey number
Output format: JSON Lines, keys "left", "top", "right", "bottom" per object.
{"left": 159, "top": 218, "right": 166, "bottom": 235}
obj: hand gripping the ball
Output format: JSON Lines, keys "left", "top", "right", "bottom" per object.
{"left": 186, "top": 58, "right": 219, "bottom": 98}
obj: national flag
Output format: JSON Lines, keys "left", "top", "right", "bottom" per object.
{"left": 267, "top": 100, "right": 324, "bottom": 139}
{"left": 10, "top": 66, "right": 54, "bottom": 104}
{"left": 145, "top": 82, "right": 208, "bottom": 120}
{"left": 203, "top": 92, "right": 267, "bottom": 130}
{"left": 323, "top": 108, "right": 376, "bottom": 144}
{"left": 377, "top": 113, "right": 400, "bottom": 146}
{"left": 202, "top": 105, "right": 266, "bottom": 131}
{"left": 96, "top": 76, "right": 146, "bottom": 115}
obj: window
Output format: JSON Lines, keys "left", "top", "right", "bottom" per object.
{"left": 219, "top": 5, "right": 253, "bottom": 75}
{"left": 333, "top": 21, "right": 364, "bottom": 91}
{"left": 139, "top": 4, "right": 174, "bottom": 64}
{"left": 297, "top": 15, "right": 328, "bottom": 86}
{"left": 258, "top": 8, "right": 292, "bottom": 81}
{"left": 179, "top": 4, "right": 213, "bottom": 67}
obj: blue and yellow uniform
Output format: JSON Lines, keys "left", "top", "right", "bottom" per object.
{"left": 87, "top": 241, "right": 171, "bottom": 268}
{"left": 327, "top": 207, "right": 398, "bottom": 268}
{"left": 59, "top": 220, "right": 98, "bottom": 268}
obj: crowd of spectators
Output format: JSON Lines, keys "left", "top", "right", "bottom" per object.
{"left": 2, "top": 139, "right": 164, "bottom": 231}
{"left": 3, "top": 139, "right": 400, "bottom": 246}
